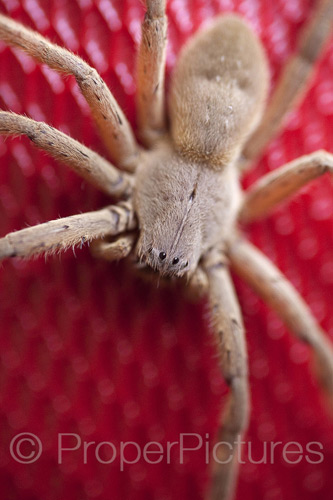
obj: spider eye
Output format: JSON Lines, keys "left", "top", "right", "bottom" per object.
{"left": 172, "top": 257, "right": 179, "bottom": 265}
{"left": 159, "top": 251, "right": 167, "bottom": 260}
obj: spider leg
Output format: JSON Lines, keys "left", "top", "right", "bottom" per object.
{"left": 136, "top": 0, "right": 167, "bottom": 146}
{"left": 228, "top": 237, "right": 333, "bottom": 397}
{"left": 186, "top": 265, "right": 209, "bottom": 300}
{"left": 239, "top": 150, "right": 333, "bottom": 223}
{"left": 184, "top": 265, "right": 209, "bottom": 301}
{"left": 203, "top": 250, "right": 249, "bottom": 500}
{"left": 0, "top": 201, "right": 135, "bottom": 260}
{"left": 0, "top": 14, "right": 139, "bottom": 171}
{"left": 0, "top": 111, "right": 133, "bottom": 198}
{"left": 241, "top": 0, "right": 333, "bottom": 167}
{"left": 90, "top": 233, "right": 136, "bottom": 261}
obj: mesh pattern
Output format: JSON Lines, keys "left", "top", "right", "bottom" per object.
{"left": 0, "top": 1, "right": 333, "bottom": 499}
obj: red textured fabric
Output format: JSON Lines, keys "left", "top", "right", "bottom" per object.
{"left": 0, "top": 1, "right": 333, "bottom": 499}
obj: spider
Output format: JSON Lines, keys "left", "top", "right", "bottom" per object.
{"left": 0, "top": 1, "right": 333, "bottom": 499}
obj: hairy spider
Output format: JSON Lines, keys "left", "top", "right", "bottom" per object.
{"left": 0, "top": 1, "right": 333, "bottom": 499}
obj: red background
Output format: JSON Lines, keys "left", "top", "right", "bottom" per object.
{"left": 0, "top": 1, "right": 333, "bottom": 499}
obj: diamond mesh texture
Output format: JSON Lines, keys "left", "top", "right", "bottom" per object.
{"left": 0, "top": 1, "right": 333, "bottom": 499}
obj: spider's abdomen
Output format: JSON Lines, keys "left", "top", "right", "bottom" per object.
{"left": 169, "top": 14, "right": 269, "bottom": 169}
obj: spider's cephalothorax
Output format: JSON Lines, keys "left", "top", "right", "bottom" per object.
{"left": 1, "top": 1, "right": 333, "bottom": 499}
{"left": 134, "top": 141, "right": 242, "bottom": 277}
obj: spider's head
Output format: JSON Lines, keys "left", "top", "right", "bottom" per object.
{"left": 134, "top": 148, "right": 203, "bottom": 278}
{"left": 136, "top": 215, "right": 202, "bottom": 278}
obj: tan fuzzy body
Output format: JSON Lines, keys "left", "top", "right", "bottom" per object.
{"left": 134, "top": 15, "right": 269, "bottom": 276}
{"left": 169, "top": 15, "right": 269, "bottom": 167}
{"left": 134, "top": 140, "right": 242, "bottom": 275}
